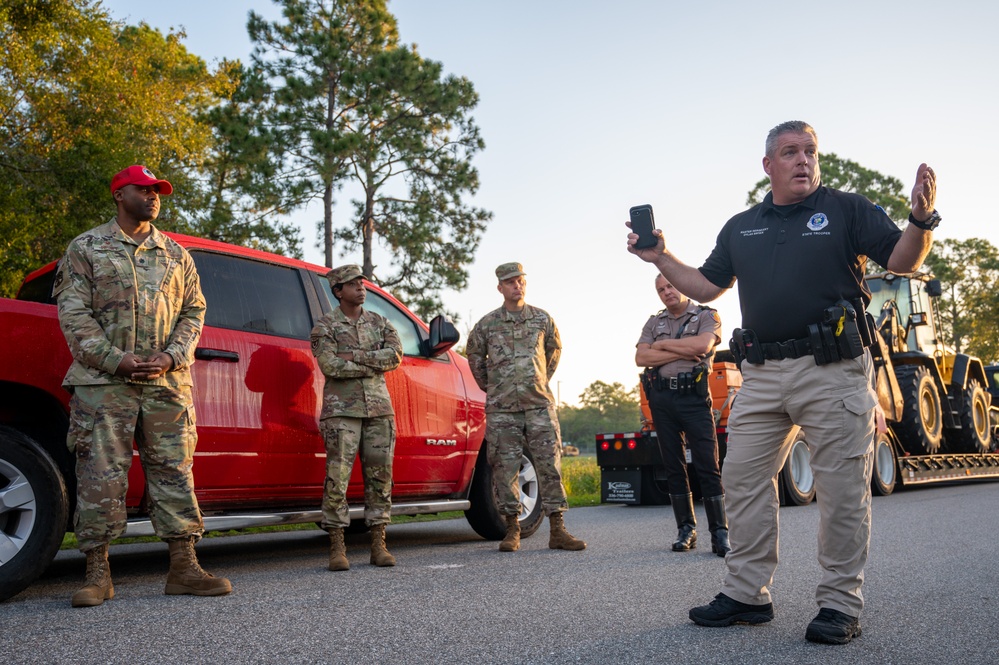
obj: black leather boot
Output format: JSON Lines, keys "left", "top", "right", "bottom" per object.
{"left": 703, "top": 494, "right": 731, "bottom": 557}
{"left": 670, "top": 493, "right": 697, "bottom": 551}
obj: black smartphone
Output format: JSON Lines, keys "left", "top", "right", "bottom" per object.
{"left": 629, "top": 204, "right": 657, "bottom": 249}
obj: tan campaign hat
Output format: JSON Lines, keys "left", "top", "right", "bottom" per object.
{"left": 327, "top": 264, "right": 364, "bottom": 285}
{"left": 495, "top": 262, "right": 526, "bottom": 281}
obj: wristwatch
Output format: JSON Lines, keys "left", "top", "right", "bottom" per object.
{"left": 908, "top": 210, "right": 941, "bottom": 231}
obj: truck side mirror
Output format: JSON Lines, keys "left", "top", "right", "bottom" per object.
{"left": 925, "top": 279, "right": 943, "bottom": 297}
{"left": 426, "top": 315, "right": 460, "bottom": 357}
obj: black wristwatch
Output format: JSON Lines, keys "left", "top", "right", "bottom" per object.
{"left": 908, "top": 210, "right": 941, "bottom": 231}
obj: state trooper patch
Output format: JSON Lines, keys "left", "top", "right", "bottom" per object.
{"left": 807, "top": 213, "right": 829, "bottom": 231}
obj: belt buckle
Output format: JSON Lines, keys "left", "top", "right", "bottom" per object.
{"left": 776, "top": 341, "right": 791, "bottom": 360}
{"left": 669, "top": 377, "right": 678, "bottom": 390}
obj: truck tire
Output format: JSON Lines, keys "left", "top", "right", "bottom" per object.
{"left": 464, "top": 446, "right": 544, "bottom": 541}
{"left": 871, "top": 430, "right": 898, "bottom": 496}
{"left": 944, "top": 379, "right": 991, "bottom": 454}
{"left": 778, "top": 428, "right": 815, "bottom": 506}
{"left": 0, "top": 426, "right": 69, "bottom": 603}
{"left": 895, "top": 365, "right": 943, "bottom": 455}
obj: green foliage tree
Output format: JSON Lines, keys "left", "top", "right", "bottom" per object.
{"left": 341, "top": 44, "right": 490, "bottom": 317}
{"left": 247, "top": 0, "right": 489, "bottom": 317}
{"left": 558, "top": 381, "right": 641, "bottom": 451}
{"left": 192, "top": 60, "right": 303, "bottom": 256}
{"left": 923, "top": 238, "right": 999, "bottom": 362}
{"left": 0, "top": 0, "right": 229, "bottom": 295}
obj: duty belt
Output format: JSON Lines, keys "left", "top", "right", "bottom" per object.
{"left": 759, "top": 337, "right": 812, "bottom": 360}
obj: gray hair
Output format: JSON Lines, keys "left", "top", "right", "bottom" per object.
{"left": 765, "top": 121, "right": 817, "bottom": 158}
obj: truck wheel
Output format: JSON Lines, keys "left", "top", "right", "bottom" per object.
{"left": 778, "top": 428, "right": 815, "bottom": 506}
{"left": 0, "top": 426, "right": 69, "bottom": 602}
{"left": 464, "top": 446, "right": 544, "bottom": 541}
{"left": 871, "top": 430, "right": 898, "bottom": 496}
{"left": 944, "top": 379, "right": 991, "bottom": 454}
{"left": 895, "top": 365, "right": 943, "bottom": 455}
{"left": 640, "top": 465, "right": 671, "bottom": 505}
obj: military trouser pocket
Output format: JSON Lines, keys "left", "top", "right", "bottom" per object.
{"left": 67, "top": 394, "right": 96, "bottom": 456}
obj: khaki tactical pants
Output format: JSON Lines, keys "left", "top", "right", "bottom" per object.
{"left": 720, "top": 352, "right": 876, "bottom": 617}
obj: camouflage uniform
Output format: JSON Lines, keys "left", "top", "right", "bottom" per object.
{"left": 466, "top": 293, "right": 568, "bottom": 517}
{"left": 54, "top": 219, "right": 206, "bottom": 551}
{"left": 311, "top": 278, "right": 402, "bottom": 528}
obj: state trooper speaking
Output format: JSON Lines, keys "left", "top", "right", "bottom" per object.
{"left": 627, "top": 120, "right": 938, "bottom": 645}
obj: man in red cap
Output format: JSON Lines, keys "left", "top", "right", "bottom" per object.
{"left": 53, "top": 165, "right": 231, "bottom": 607}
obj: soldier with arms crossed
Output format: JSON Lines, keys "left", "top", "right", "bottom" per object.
{"left": 311, "top": 264, "right": 402, "bottom": 571}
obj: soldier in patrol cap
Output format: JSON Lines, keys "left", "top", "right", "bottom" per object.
{"left": 54, "top": 165, "right": 231, "bottom": 608}
{"left": 466, "top": 262, "right": 586, "bottom": 553}
{"left": 636, "top": 274, "right": 728, "bottom": 556}
{"left": 311, "top": 264, "right": 403, "bottom": 571}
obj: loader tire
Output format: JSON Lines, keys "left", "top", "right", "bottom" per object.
{"left": 944, "top": 378, "right": 991, "bottom": 454}
{"left": 895, "top": 365, "right": 943, "bottom": 455}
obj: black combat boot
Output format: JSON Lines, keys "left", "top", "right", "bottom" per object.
{"left": 703, "top": 495, "right": 731, "bottom": 557}
{"left": 670, "top": 493, "right": 697, "bottom": 551}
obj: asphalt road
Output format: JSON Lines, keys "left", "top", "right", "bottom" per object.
{"left": 4, "top": 481, "right": 998, "bottom": 665}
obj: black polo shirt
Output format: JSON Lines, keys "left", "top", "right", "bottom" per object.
{"left": 698, "top": 186, "right": 902, "bottom": 343}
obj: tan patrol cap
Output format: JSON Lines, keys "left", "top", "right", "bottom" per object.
{"left": 327, "top": 264, "right": 364, "bottom": 285}
{"left": 496, "top": 262, "right": 526, "bottom": 281}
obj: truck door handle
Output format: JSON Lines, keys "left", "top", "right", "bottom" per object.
{"left": 195, "top": 348, "right": 240, "bottom": 362}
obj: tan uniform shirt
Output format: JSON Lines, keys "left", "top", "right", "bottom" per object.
{"left": 637, "top": 301, "right": 721, "bottom": 378}
{"left": 311, "top": 307, "right": 403, "bottom": 419}
{"left": 54, "top": 219, "right": 205, "bottom": 388}
{"left": 466, "top": 304, "right": 560, "bottom": 413}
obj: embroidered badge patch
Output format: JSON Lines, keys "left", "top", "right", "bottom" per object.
{"left": 807, "top": 213, "right": 829, "bottom": 231}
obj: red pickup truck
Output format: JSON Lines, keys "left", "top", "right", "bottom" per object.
{"left": 0, "top": 233, "right": 541, "bottom": 602}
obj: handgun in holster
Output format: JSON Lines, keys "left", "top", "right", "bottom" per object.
{"left": 640, "top": 368, "right": 655, "bottom": 396}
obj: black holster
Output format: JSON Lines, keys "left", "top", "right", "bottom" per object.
{"left": 730, "top": 328, "right": 764, "bottom": 365}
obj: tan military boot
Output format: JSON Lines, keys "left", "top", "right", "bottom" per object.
{"left": 164, "top": 536, "right": 233, "bottom": 596}
{"left": 548, "top": 512, "right": 586, "bottom": 551}
{"left": 499, "top": 514, "right": 521, "bottom": 552}
{"left": 328, "top": 527, "right": 349, "bottom": 571}
{"left": 71, "top": 544, "right": 114, "bottom": 608}
{"left": 369, "top": 524, "right": 396, "bottom": 567}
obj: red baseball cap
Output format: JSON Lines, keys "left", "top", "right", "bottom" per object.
{"left": 110, "top": 165, "right": 174, "bottom": 196}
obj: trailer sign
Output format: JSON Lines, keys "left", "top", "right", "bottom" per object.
{"left": 601, "top": 469, "right": 640, "bottom": 503}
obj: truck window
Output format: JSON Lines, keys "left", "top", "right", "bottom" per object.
{"left": 319, "top": 277, "right": 423, "bottom": 357}
{"left": 192, "top": 252, "right": 313, "bottom": 339}
{"left": 16, "top": 268, "right": 56, "bottom": 304}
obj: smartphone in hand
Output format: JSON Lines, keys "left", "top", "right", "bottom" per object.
{"left": 629, "top": 204, "right": 657, "bottom": 249}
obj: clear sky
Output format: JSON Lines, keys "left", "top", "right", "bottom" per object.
{"left": 99, "top": 0, "right": 999, "bottom": 412}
